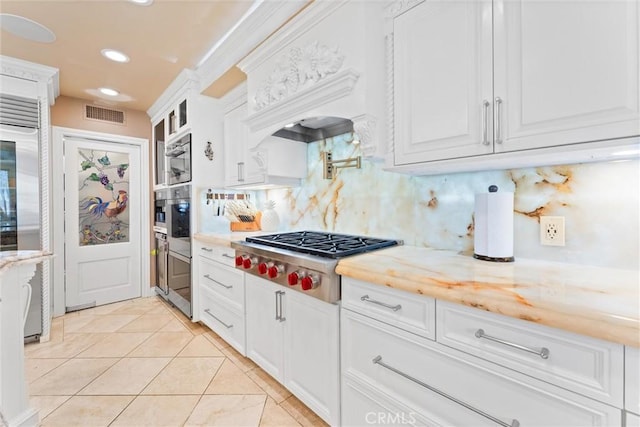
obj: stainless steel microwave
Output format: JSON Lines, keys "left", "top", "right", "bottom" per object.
{"left": 165, "top": 133, "right": 191, "bottom": 185}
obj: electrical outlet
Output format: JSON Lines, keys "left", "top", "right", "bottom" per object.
{"left": 540, "top": 216, "right": 565, "bottom": 246}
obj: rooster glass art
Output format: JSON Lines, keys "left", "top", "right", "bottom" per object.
{"left": 78, "top": 149, "right": 130, "bottom": 245}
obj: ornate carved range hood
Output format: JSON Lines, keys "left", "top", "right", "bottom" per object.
{"left": 237, "top": 1, "right": 387, "bottom": 159}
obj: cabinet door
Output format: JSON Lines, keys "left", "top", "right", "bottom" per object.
{"left": 223, "top": 102, "right": 248, "bottom": 186}
{"left": 393, "top": 0, "right": 493, "bottom": 165}
{"left": 245, "top": 275, "right": 283, "bottom": 381}
{"left": 626, "top": 346, "right": 640, "bottom": 415}
{"left": 494, "top": 0, "right": 640, "bottom": 153}
{"left": 283, "top": 290, "right": 340, "bottom": 426}
{"left": 153, "top": 119, "right": 166, "bottom": 186}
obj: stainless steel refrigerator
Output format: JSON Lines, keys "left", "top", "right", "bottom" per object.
{"left": 0, "top": 124, "right": 42, "bottom": 340}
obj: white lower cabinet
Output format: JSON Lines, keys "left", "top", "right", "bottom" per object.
{"left": 436, "top": 300, "right": 624, "bottom": 406}
{"left": 626, "top": 346, "right": 640, "bottom": 415}
{"left": 341, "top": 309, "right": 622, "bottom": 427}
{"left": 200, "top": 285, "right": 245, "bottom": 354}
{"left": 245, "top": 274, "right": 340, "bottom": 426}
{"left": 194, "top": 241, "right": 246, "bottom": 355}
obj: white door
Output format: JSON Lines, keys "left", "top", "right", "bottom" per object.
{"left": 494, "top": 0, "right": 640, "bottom": 153}
{"left": 393, "top": 0, "right": 493, "bottom": 165}
{"left": 64, "top": 137, "right": 142, "bottom": 311}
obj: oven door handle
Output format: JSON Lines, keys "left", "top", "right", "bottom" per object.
{"left": 165, "top": 149, "right": 186, "bottom": 158}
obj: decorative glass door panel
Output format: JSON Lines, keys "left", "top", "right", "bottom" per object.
{"left": 78, "top": 149, "right": 129, "bottom": 246}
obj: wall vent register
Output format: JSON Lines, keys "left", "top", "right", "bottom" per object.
{"left": 84, "top": 104, "right": 126, "bottom": 125}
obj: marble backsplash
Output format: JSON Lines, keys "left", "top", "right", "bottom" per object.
{"left": 248, "top": 134, "right": 639, "bottom": 270}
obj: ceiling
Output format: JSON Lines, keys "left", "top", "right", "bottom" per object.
{"left": 0, "top": 0, "right": 266, "bottom": 113}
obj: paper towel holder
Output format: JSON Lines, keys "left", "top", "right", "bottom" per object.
{"left": 473, "top": 184, "right": 515, "bottom": 263}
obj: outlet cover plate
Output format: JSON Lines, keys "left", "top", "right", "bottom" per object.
{"left": 540, "top": 216, "right": 565, "bottom": 246}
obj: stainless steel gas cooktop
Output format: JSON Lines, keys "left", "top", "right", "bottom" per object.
{"left": 231, "top": 231, "right": 401, "bottom": 303}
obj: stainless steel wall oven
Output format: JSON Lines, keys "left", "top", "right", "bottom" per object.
{"left": 164, "top": 184, "right": 192, "bottom": 318}
{"left": 165, "top": 133, "right": 191, "bottom": 185}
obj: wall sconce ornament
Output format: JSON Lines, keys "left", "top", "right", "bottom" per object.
{"left": 204, "top": 141, "right": 214, "bottom": 161}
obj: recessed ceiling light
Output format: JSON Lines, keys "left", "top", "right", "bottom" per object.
{"left": 101, "top": 49, "right": 129, "bottom": 63}
{"left": 0, "top": 13, "right": 55, "bottom": 43}
{"left": 99, "top": 87, "right": 119, "bottom": 97}
{"left": 129, "top": 0, "right": 153, "bottom": 5}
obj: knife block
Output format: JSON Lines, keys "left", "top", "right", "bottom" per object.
{"left": 230, "top": 212, "right": 261, "bottom": 232}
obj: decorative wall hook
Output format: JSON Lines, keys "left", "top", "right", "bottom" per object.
{"left": 204, "top": 141, "right": 214, "bottom": 161}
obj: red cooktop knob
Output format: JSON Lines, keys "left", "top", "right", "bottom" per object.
{"left": 301, "top": 275, "right": 317, "bottom": 291}
{"left": 243, "top": 257, "right": 256, "bottom": 269}
{"left": 287, "top": 272, "right": 299, "bottom": 286}
{"left": 268, "top": 265, "right": 283, "bottom": 279}
{"left": 258, "top": 262, "right": 268, "bottom": 275}
{"left": 235, "top": 255, "right": 244, "bottom": 266}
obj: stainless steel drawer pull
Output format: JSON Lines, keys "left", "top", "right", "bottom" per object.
{"left": 276, "top": 291, "right": 286, "bottom": 322}
{"left": 203, "top": 274, "right": 233, "bottom": 289}
{"left": 373, "top": 355, "right": 519, "bottom": 427}
{"left": 204, "top": 309, "right": 233, "bottom": 329}
{"left": 221, "top": 253, "right": 235, "bottom": 259}
{"left": 494, "top": 97, "right": 503, "bottom": 144}
{"left": 475, "top": 329, "right": 550, "bottom": 359}
{"left": 201, "top": 247, "right": 213, "bottom": 252}
{"left": 360, "top": 295, "right": 401, "bottom": 311}
{"left": 481, "top": 100, "right": 490, "bottom": 145}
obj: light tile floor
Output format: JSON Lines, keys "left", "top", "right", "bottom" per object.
{"left": 24, "top": 296, "right": 329, "bottom": 427}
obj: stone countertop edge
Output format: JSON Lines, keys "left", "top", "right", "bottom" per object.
{"left": 194, "top": 232, "right": 266, "bottom": 247}
{"left": 336, "top": 246, "right": 640, "bottom": 348}
{"left": 0, "top": 251, "right": 53, "bottom": 274}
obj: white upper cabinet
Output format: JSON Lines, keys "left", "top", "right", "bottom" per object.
{"left": 494, "top": 0, "right": 640, "bottom": 153}
{"left": 148, "top": 69, "right": 224, "bottom": 189}
{"left": 222, "top": 82, "right": 306, "bottom": 189}
{"left": 393, "top": 0, "right": 493, "bottom": 164}
{"left": 388, "top": 0, "right": 640, "bottom": 173}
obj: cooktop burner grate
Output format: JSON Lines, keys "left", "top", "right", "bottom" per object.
{"left": 245, "top": 231, "right": 399, "bottom": 259}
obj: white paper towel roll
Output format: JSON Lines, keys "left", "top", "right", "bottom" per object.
{"left": 474, "top": 185, "right": 514, "bottom": 262}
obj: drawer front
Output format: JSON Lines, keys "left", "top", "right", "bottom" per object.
{"left": 342, "top": 309, "right": 622, "bottom": 427}
{"left": 197, "top": 243, "right": 236, "bottom": 266}
{"left": 436, "top": 300, "right": 624, "bottom": 407}
{"left": 200, "top": 286, "right": 245, "bottom": 355}
{"left": 343, "top": 376, "right": 451, "bottom": 427}
{"left": 626, "top": 346, "right": 640, "bottom": 414}
{"left": 198, "top": 257, "right": 244, "bottom": 310}
{"left": 342, "top": 277, "right": 435, "bottom": 339}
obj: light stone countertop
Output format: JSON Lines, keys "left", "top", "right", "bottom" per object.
{"left": 193, "top": 232, "right": 639, "bottom": 347}
{"left": 336, "top": 246, "right": 640, "bottom": 348}
{"left": 0, "top": 250, "right": 52, "bottom": 274}
{"left": 193, "top": 232, "right": 266, "bottom": 247}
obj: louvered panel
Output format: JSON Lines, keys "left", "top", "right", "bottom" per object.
{"left": 85, "top": 104, "right": 125, "bottom": 125}
{"left": 0, "top": 94, "right": 39, "bottom": 128}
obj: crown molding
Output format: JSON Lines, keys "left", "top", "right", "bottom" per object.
{"left": 195, "top": 0, "right": 309, "bottom": 96}
{"left": 147, "top": 68, "right": 198, "bottom": 120}
{"left": 237, "top": 1, "right": 346, "bottom": 74}
{"left": 221, "top": 81, "right": 247, "bottom": 113}
{"left": 0, "top": 55, "right": 59, "bottom": 104}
